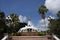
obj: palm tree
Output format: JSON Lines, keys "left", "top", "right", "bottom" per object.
{"left": 38, "top": 5, "right": 48, "bottom": 34}
{"left": 38, "top": 5, "right": 48, "bottom": 19}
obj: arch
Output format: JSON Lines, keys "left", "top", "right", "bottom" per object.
{"left": 27, "top": 28, "right": 32, "bottom": 32}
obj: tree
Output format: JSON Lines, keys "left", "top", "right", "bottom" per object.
{"left": 10, "top": 13, "right": 19, "bottom": 27}
{"left": 0, "top": 12, "right": 8, "bottom": 39}
{"left": 8, "top": 13, "right": 27, "bottom": 33}
{"left": 38, "top": 5, "right": 48, "bottom": 19}
{"left": 57, "top": 11, "right": 60, "bottom": 18}
{"left": 48, "top": 11, "right": 60, "bottom": 38}
{"left": 0, "top": 12, "right": 5, "bottom": 33}
{"left": 38, "top": 5, "right": 48, "bottom": 34}
{"left": 7, "top": 13, "right": 19, "bottom": 33}
{"left": 10, "top": 13, "right": 19, "bottom": 22}
{"left": 0, "top": 12, "right": 27, "bottom": 39}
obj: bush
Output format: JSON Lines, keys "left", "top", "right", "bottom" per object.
{"left": 38, "top": 32, "right": 46, "bottom": 36}
{"left": 11, "top": 32, "right": 21, "bottom": 36}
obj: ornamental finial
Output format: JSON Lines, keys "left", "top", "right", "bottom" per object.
{"left": 28, "top": 16, "right": 31, "bottom": 21}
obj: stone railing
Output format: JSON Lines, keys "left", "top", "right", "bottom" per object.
{"left": 52, "top": 35, "right": 60, "bottom": 40}
{"left": 1, "top": 35, "right": 8, "bottom": 40}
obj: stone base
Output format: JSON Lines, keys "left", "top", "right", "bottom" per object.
{"left": 20, "top": 32, "right": 39, "bottom": 36}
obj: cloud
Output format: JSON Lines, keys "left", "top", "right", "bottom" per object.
{"left": 45, "top": 0, "right": 60, "bottom": 14}
{"left": 37, "top": 18, "right": 49, "bottom": 31}
{"left": 19, "top": 15, "right": 27, "bottom": 22}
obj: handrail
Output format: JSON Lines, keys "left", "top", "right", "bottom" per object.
{"left": 52, "top": 34, "right": 60, "bottom": 40}
{"left": 1, "top": 35, "right": 8, "bottom": 40}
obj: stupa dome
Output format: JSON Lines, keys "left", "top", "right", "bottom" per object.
{"left": 18, "top": 17, "right": 39, "bottom": 32}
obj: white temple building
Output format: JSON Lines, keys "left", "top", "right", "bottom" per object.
{"left": 18, "top": 17, "right": 39, "bottom": 32}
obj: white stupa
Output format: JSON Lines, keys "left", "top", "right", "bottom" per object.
{"left": 18, "top": 17, "right": 39, "bottom": 32}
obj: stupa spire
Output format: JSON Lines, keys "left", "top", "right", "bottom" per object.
{"left": 28, "top": 16, "right": 31, "bottom": 21}
{"left": 28, "top": 16, "right": 31, "bottom": 26}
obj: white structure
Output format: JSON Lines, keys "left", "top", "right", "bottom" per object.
{"left": 49, "top": 16, "right": 54, "bottom": 19}
{"left": 18, "top": 17, "right": 39, "bottom": 32}
{"left": 1, "top": 35, "right": 8, "bottom": 40}
{"left": 53, "top": 34, "right": 60, "bottom": 40}
{"left": 6, "top": 16, "right": 12, "bottom": 20}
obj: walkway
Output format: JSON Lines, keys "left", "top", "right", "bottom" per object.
{"left": 11, "top": 36, "right": 52, "bottom": 40}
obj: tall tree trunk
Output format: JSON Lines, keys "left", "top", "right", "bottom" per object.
{"left": 44, "top": 18, "right": 47, "bottom": 35}
{"left": 41, "top": 12, "right": 46, "bottom": 19}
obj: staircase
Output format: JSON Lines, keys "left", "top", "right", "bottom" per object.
{"left": 10, "top": 36, "right": 52, "bottom": 40}
{"left": 2, "top": 34, "right": 60, "bottom": 40}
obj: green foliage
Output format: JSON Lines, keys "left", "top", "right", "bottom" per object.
{"left": 0, "top": 12, "right": 8, "bottom": 39}
{"left": 7, "top": 13, "right": 20, "bottom": 33}
{"left": 38, "top": 5, "right": 48, "bottom": 19}
{"left": 0, "top": 12, "right": 27, "bottom": 35}
{"left": 0, "top": 12, "right": 6, "bottom": 33}
{"left": 6, "top": 13, "right": 27, "bottom": 33}
{"left": 11, "top": 32, "right": 21, "bottom": 36}
{"left": 48, "top": 11, "right": 60, "bottom": 38}
{"left": 38, "top": 31, "right": 46, "bottom": 36}
{"left": 38, "top": 5, "right": 48, "bottom": 13}
{"left": 8, "top": 22, "right": 27, "bottom": 33}
{"left": 57, "top": 11, "right": 60, "bottom": 18}
{"left": 10, "top": 13, "right": 19, "bottom": 22}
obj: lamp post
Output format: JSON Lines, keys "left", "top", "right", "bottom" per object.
{"left": 48, "top": 16, "right": 54, "bottom": 23}
{"left": 6, "top": 16, "right": 12, "bottom": 40}
{"left": 48, "top": 16, "right": 55, "bottom": 40}
{"left": 48, "top": 16, "right": 54, "bottom": 34}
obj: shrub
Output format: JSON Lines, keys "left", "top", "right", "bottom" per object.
{"left": 38, "top": 32, "right": 46, "bottom": 36}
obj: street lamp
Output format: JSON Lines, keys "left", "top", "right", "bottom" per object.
{"left": 48, "top": 16, "right": 54, "bottom": 34}
{"left": 48, "top": 16, "right": 54, "bottom": 23}
{"left": 6, "top": 16, "right": 12, "bottom": 40}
